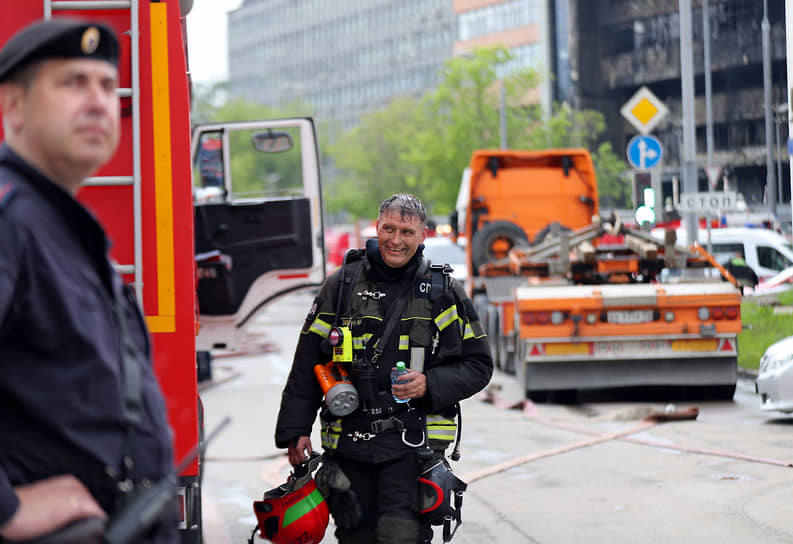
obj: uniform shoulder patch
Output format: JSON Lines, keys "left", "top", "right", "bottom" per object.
{"left": 301, "top": 296, "right": 324, "bottom": 333}
{"left": 0, "top": 179, "right": 17, "bottom": 210}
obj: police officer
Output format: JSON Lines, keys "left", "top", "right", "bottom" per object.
{"left": 275, "top": 193, "right": 493, "bottom": 543}
{"left": 0, "top": 18, "right": 176, "bottom": 543}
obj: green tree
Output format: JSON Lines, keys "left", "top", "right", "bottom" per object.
{"left": 402, "top": 46, "right": 541, "bottom": 213}
{"left": 526, "top": 104, "right": 630, "bottom": 209}
{"left": 327, "top": 45, "right": 629, "bottom": 217}
{"left": 592, "top": 142, "right": 631, "bottom": 209}
{"left": 193, "top": 47, "right": 630, "bottom": 218}
{"left": 325, "top": 96, "right": 425, "bottom": 221}
{"left": 190, "top": 81, "right": 230, "bottom": 124}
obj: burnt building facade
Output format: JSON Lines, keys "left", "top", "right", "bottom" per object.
{"left": 563, "top": 0, "right": 788, "bottom": 211}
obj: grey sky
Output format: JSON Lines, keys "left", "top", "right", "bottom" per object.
{"left": 185, "top": 0, "right": 243, "bottom": 85}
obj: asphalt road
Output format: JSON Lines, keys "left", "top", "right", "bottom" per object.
{"left": 199, "top": 291, "right": 793, "bottom": 544}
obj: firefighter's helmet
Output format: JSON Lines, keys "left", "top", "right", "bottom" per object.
{"left": 415, "top": 449, "right": 467, "bottom": 541}
{"left": 252, "top": 453, "right": 329, "bottom": 544}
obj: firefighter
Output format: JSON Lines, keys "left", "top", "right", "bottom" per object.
{"left": 0, "top": 19, "right": 177, "bottom": 543}
{"left": 275, "top": 193, "right": 493, "bottom": 543}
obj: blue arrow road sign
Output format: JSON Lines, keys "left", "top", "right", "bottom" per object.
{"left": 626, "top": 134, "right": 663, "bottom": 170}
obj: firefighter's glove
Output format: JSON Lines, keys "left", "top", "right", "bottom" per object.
{"left": 315, "top": 456, "right": 351, "bottom": 495}
{"left": 315, "top": 456, "right": 361, "bottom": 530}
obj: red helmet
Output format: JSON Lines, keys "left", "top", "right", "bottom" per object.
{"left": 252, "top": 453, "right": 329, "bottom": 544}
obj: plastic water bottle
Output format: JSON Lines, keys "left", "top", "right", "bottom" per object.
{"left": 390, "top": 361, "right": 410, "bottom": 403}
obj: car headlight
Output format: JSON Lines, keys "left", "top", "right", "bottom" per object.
{"left": 759, "top": 352, "right": 793, "bottom": 374}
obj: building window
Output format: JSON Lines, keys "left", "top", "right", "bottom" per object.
{"left": 458, "top": 0, "right": 540, "bottom": 41}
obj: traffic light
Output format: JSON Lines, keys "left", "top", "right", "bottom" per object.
{"left": 633, "top": 172, "right": 655, "bottom": 225}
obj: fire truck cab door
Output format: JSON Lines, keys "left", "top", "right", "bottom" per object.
{"left": 192, "top": 119, "right": 325, "bottom": 351}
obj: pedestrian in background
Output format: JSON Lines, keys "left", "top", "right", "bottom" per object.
{"left": 0, "top": 18, "right": 177, "bottom": 543}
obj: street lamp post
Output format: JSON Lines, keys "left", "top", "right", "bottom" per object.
{"left": 774, "top": 103, "right": 788, "bottom": 208}
{"left": 762, "top": 0, "right": 776, "bottom": 215}
{"left": 679, "top": 0, "right": 698, "bottom": 245}
{"left": 703, "top": 0, "right": 714, "bottom": 192}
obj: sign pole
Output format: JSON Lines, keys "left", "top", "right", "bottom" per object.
{"left": 787, "top": 2, "right": 793, "bottom": 236}
{"left": 679, "top": 0, "right": 698, "bottom": 247}
{"left": 763, "top": 0, "right": 776, "bottom": 217}
{"left": 651, "top": 166, "right": 662, "bottom": 221}
{"left": 703, "top": 0, "right": 714, "bottom": 193}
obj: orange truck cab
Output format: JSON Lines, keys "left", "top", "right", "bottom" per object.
{"left": 457, "top": 149, "right": 598, "bottom": 271}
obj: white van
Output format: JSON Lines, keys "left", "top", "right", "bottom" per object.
{"left": 656, "top": 226, "right": 793, "bottom": 281}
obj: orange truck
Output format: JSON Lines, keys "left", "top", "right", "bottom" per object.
{"left": 459, "top": 149, "right": 742, "bottom": 402}
{"left": 1, "top": 2, "right": 326, "bottom": 541}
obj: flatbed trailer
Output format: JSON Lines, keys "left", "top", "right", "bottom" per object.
{"left": 472, "top": 215, "right": 743, "bottom": 401}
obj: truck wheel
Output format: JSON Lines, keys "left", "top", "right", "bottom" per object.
{"left": 498, "top": 334, "right": 516, "bottom": 375}
{"left": 532, "top": 222, "right": 572, "bottom": 246}
{"left": 701, "top": 384, "right": 736, "bottom": 401}
{"left": 471, "top": 221, "right": 529, "bottom": 270}
{"left": 487, "top": 305, "right": 501, "bottom": 370}
{"left": 528, "top": 389, "right": 577, "bottom": 404}
{"left": 712, "top": 384, "right": 736, "bottom": 400}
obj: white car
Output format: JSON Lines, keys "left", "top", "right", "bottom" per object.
{"left": 756, "top": 335, "right": 793, "bottom": 413}
{"left": 422, "top": 237, "right": 467, "bottom": 284}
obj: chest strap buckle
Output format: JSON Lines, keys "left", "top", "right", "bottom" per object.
{"left": 370, "top": 416, "right": 405, "bottom": 434}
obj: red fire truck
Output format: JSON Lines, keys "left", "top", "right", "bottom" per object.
{"left": 0, "top": 1, "right": 326, "bottom": 542}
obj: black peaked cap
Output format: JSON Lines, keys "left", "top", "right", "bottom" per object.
{"left": 0, "top": 18, "right": 119, "bottom": 82}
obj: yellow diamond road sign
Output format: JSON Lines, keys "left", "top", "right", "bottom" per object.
{"left": 620, "top": 86, "right": 669, "bottom": 135}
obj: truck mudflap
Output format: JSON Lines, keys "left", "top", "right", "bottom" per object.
{"left": 517, "top": 334, "right": 738, "bottom": 400}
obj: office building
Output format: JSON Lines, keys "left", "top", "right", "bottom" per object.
{"left": 228, "top": 0, "right": 456, "bottom": 133}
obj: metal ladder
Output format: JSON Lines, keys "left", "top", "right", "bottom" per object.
{"left": 44, "top": 0, "right": 144, "bottom": 301}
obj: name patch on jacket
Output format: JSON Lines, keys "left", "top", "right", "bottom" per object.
{"left": 415, "top": 279, "right": 432, "bottom": 300}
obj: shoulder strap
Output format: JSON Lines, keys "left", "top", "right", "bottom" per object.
{"left": 369, "top": 259, "right": 426, "bottom": 364}
{"left": 428, "top": 261, "right": 451, "bottom": 302}
{"left": 370, "top": 274, "right": 413, "bottom": 364}
{"left": 332, "top": 249, "right": 364, "bottom": 326}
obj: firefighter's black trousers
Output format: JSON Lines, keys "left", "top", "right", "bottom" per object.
{"left": 333, "top": 453, "right": 430, "bottom": 544}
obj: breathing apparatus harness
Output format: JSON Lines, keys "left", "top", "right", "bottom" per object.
{"left": 342, "top": 250, "right": 426, "bottom": 445}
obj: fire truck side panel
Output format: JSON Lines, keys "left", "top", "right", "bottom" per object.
{"left": 0, "top": 6, "right": 40, "bottom": 50}
{"left": 71, "top": 0, "right": 199, "bottom": 475}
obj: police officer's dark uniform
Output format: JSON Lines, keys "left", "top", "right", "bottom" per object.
{"left": 0, "top": 20, "right": 176, "bottom": 543}
{"left": 275, "top": 239, "right": 493, "bottom": 543}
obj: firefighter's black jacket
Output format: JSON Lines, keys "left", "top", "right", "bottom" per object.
{"left": 275, "top": 239, "right": 493, "bottom": 462}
